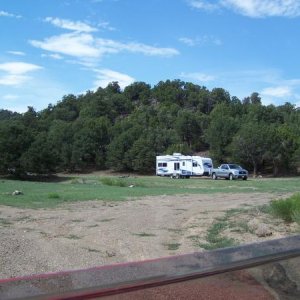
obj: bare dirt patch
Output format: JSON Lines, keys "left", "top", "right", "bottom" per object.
{"left": 0, "top": 192, "right": 297, "bottom": 279}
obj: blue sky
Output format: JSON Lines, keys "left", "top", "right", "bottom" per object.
{"left": 1, "top": 0, "right": 300, "bottom": 112}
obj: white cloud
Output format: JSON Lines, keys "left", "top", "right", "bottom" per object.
{"left": 93, "top": 69, "right": 135, "bottom": 89}
{"left": 180, "top": 71, "right": 216, "bottom": 82}
{"left": 3, "top": 94, "right": 19, "bottom": 100}
{"left": 30, "top": 32, "right": 179, "bottom": 66}
{"left": 0, "top": 10, "right": 22, "bottom": 18}
{"left": 188, "top": 0, "right": 220, "bottom": 11}
{"left": 30, "top": 33, "right": 101, "bottom": 59}
{"left": 188, "top": 0, "right": 300, "bottom": 17}
{"left": 98, "top": 21, "right": 116, "bottom": 31}
{"left": 0, "top": 62, "right": 42, "bottom": 74}
{"left": 221, "top": 0, "right": 300, "bottom": 18}
{"left": 7, "top": 51, "right": 26, "bottom": 56}
{"left": 261, "top": 86, "right": 292, "bottom": 98}
{"left": 179, "top": 35, "right": 222, "bottom": 47}
{"left": 0, "top": 62, "right": 42, "bottom": 86}
{"left": 45, "top": 17, "right": 97, "bottom": 32}
{"left": 41, "top": 53, "right": 64, "bottom": 60}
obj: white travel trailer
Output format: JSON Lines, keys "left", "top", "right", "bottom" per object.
{"left": 156, "top": 153, "right": 213, "bottom": 178}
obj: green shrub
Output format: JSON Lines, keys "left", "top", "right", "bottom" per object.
{"left": 100, "top": 177, "right": 128, "bottom": 187}
{"left": 270, "top": 193, "right": 300, "bottom": 223}
{"left": 48, "top": 193, "right": 60, "bottom": 199}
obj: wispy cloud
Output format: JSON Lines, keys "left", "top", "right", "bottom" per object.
{"left": 180, "top": 71, "right": 216, "bottom": 82}
{"left": 261, "top": 86, "right": 292, "bottom": 98}
{"left": 0, "top": 62, "right": 42, "bottom": 86}
{"left": 0, "top": 10, "right": 22, "bottom": 18}
{"left": 188, "top": 0, "right": 300, "bottom": 18}
{"left": 7, "top": 51, "right": 26, "bottom": 56}
{"left": 179, "top": 35, "right": 222, "bottom": 47}
{"left": 30, "top": 33, "right": 101, "bottom": 59}
{"left": 30, "top": 32, "right": 179, "bottom": 66}
{"left": 3, "top": 94, "right": 19, "bottom": 100}
{"left": 41, "top": 53, "right": 64, "bottom": 60}
{"left": 45, "top": 17, "right": 97, "bottom": 32}
{"left": 222, "top": 0, "right": 300, "bottom": 18}
{"left": 93, "top": 69, "right": 135, "bottom": 89}
{"left": 188, "top": 0, "right": 220, "bottom": 11}
{"left": 98, "top": 21, "right": 116, "bottom": 31}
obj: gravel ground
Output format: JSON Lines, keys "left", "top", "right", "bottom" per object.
{"left": 0, "top": 192, "right": 292, "bottom": 279}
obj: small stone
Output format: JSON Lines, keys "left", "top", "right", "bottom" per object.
{"left": 255, "top": 223, "right": 272, "bottom": 237}
{"left": 106, "top": 250, "right": 116, "bottom": 257}
{"left": 12, "top": 190, "right": 23, "bottom": 196}
{"left": 247, "top": 218, "right": 260, "bottom": 232}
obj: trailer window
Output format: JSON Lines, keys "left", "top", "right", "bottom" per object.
{"left": 158, "top": 163, "right": 167, "bottom": 167}
{"left": 182, "top": 162, "right": 185, "bottom": 166}
{"left": 192, "top": 162, "right": 197, "bottom": 167}
{"left": 174, "top": 162, "right": 180, "bottom": 170}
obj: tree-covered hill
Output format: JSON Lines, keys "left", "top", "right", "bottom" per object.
{"left": 0, "top": 80, "right": 299, "bottom": 176}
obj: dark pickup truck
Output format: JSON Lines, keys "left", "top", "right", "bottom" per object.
{"left": 211, "top": 164, "right": 248, "bottom": 180}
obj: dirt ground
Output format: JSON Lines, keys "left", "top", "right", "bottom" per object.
{"left": 0, "top": 192, "right": 297, "bottom": 279}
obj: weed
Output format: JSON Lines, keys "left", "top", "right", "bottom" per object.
{"left": 271, "top": 193, "right": 300, "bottom": 223}
{"left": 168, "top": 228, "right": 183, "bottom": 234}
{"left": 200, "top": 238, "right": 236, "bottom": 250}
{"left": 133, "top": 232, "right": 156, "bottom": 237}
{"left": 100, "top": 177, "right": 130, "bottom": 187}
{"left": 15, "top": 215, "right": 32, "bottom": 222}
{"left": 48, "top": 193, "right": 60, "bottom": 199}
{"left": 165, "top": 243, "right": 181, "bottom": 250}
{"left": 65, "top": 234, "right": 81, "bottom": 240}
{"left": 99, "top": 218, "right": 115, "bottom": 222}
{"left": 257, "top": 204, "right": 272, "bottom": 214}
{"left": 87, "top": 224, "right": 99, "bottom": 228}
{"left": 200, "top": 221, "right": 236, "bottom": 250}
{"left": 71, "top": 219, "right": 84, "bottom": 222}
{"left": 0, "top": 218, "right": 12, "bottom": 226}
{"left": 84, "top": 247, "right": 101, "bottom": 253}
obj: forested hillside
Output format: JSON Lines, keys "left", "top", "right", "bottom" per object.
{"left": 0, "top": 80, "right": 299, "bottom": 176}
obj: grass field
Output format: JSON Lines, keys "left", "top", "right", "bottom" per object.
{"left": 0, "top": 175, "right": 299, "bottom": 209}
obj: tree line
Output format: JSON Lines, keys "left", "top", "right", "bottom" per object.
{"left": 0, "top": 80, "right": 299, "bottom": 177}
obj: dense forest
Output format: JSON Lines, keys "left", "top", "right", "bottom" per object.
{"left": 0, "top": 80, "right": 299, "bottom": 177}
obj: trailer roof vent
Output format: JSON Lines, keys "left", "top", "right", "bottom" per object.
{"left": 173, "top": 153, "right": 182, "bottom": 156}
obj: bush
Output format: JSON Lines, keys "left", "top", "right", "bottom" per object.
{"left": 100, "top": 177, "right": 128, "bottom": 187}
{"left": 270, "top": 193, "right": 300, "bottom": 223}
{"left": 48, "top": 193, "right": 60, "bottom": 199}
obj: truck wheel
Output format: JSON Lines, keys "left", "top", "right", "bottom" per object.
{"left": 212, "top": 173, "right": 217, "bottom": 180}
{"left": 243, "top": 176, "right": 247, "bottom": 180}
{"left": 229, "top": 173, "right": 233, "bottom": 180}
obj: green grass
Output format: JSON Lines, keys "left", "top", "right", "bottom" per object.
{"left": 270, "top": 193, "right": 300, "bottom": 223}
{"left": 48, "top": 193, "right": 60, "bottom": 199}
{"left": 0, "top": 176, "right": 299, "bottom": 209}
{"left": 200, "top": 221, "right": 236, "bottom": 250}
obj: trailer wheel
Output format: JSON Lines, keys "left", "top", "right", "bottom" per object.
{"left": 212, "top": 173, "right": 217, "bottom": 180}
{"left": 175, "top": 174, "right": 180, "bottom": 179}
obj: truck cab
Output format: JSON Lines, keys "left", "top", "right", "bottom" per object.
{"left": 211, "top": 164, "right": 248, "bottom": 180}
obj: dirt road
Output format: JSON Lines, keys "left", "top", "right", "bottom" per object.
{"left": 0, "top": 192, "right": 291, "bottom": 279}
